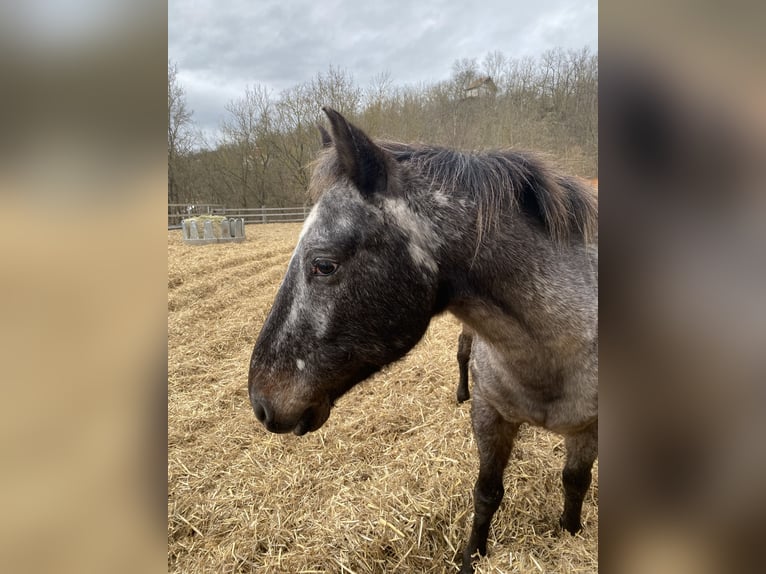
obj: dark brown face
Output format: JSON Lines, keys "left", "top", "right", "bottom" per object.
{"left": 247, "top": 183, "right": 439, "bottom": 435}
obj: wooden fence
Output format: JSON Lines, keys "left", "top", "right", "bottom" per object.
{"left": 168, "top": 204, "right": 309, "bottom": 228}
{"left": 214, "top": 206, "right": 310, "bottom": 225}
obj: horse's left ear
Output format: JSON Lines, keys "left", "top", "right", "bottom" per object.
{"left": 317, "top": 124, "right": 332, "bottom": 148}
{"left": 322, "top": 106, "right": 389, "bottom": 197}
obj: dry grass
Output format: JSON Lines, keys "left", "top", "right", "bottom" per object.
{"left": 168, "top": 223, "right": 598, "bottom": 573}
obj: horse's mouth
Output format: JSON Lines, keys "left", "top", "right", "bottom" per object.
{"left": 292, "top": 419, "right": 313, "bottom": 436}
{"left": 252, "top": 367, "right": 377, "bottom": 436}
{"left": 292, "top": 406, "right": 328, "bottom": 436}
{"left": 260, "top": 401, "right": 332, "bottom": 436}
{"left": 290, "top": 368, "right": 377, "bottom": 435}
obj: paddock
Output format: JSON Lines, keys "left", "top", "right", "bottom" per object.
{"left": 168, "top": 223, "right": 598, "bottom": 573}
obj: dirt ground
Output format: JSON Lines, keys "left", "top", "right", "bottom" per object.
{"left": 168, "top": 223, "right": 597, "bottom": 573}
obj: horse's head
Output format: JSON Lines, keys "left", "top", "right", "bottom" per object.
{"left": 248, "top": 108, "right": 443, "bottom": 435}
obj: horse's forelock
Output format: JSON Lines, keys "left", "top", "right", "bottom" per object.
{"left": 307, "top": 149, "right": 338, "bottom": 203}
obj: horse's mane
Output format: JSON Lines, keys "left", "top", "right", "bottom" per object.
{"left": 309, "top": 141, "right": 598, "bottom": 246}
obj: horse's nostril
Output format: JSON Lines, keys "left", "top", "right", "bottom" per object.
{"left": 253, "top": 400, "right": 268, "bottom": 423}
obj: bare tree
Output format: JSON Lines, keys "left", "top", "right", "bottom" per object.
{"left": 309, "top": 66, "right": 362, "bottom": 116}
{"left": 363, "top": 71, "right": 393, "bottom": 134}
{"left": 220, "top": 84, "right": 273, "bottom": 208}
{"left": 168, "top": 61, "right": 195, "bottom": 204}
{"left": 271, "top": 83, "right": 321, "bottom": 201}
{"left": 451, "top": 57, "right": 480, "bottom": 92}
{"left": 482, "top": 50, "right": 508, "bottom": 89}
{"left": 184, "top": 47, "right": 597, "bottom": 210}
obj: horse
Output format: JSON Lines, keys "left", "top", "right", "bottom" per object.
{"left": 456, "top": 326, "right": 474, "bottom": 403}
{"left": 248, "top": 107, "right": 598, "bottom": 573}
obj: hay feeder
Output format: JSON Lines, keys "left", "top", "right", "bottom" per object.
{"left": 181, "top": 216, "right": 246, "bottom": 245}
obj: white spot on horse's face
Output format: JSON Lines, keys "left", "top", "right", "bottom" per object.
{"left": 296, "top": 359, "right": 305, "bottom": 371}
{"left": 281, "top": 205, "right": 320, "bottom": 332}
{"left": 287, "top": 302, "right": 300, "bottom": 327}
{"left": 432, "top": 188, "right": 450, "bottom": 206}
{"left": 407, "top": 243, "right": 436, "bottom": 272}
{"left": 280, "top": 201, "right": 336, "bottom": 340}
{"left": 298, "top": 205, "right": 319, "bottom": 241}
{"left": 382, "top": 197, "right": 439, "bottom": 273}
{"left": 315, "top": 312, "right": 329, "bottom": 338}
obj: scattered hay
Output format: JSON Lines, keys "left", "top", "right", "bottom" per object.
{"left": 168, "top": 223, "right": 598, "bottom": 573}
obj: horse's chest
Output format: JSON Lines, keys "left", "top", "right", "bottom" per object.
{"left": 477, "top": 375, "right": 553, "bottom": 426}
{"left": 471, "top": 344, "right": 597, "bottom": 433}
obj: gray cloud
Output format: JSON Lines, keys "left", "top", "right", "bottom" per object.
{"left": 169, "top": 0, "right": 597, "bottom": 139}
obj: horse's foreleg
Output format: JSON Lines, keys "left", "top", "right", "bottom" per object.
{"left": 456, "top": 331, "right": 473, "bottom": 403}
{"left": 460, "top": 394, "right": 519, "bottom": 573}
{"left": 561, "top": 421, "right": 598, "bottom": 534}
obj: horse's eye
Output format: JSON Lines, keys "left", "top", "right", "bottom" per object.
{"left": 311, "top": 259, "right": 338, "bottom": 276}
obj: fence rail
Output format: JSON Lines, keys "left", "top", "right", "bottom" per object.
{"left": 168, "top": 205, "right": 310, "bottom": 228}
{"left": 213, "top": 206, "right": 310, "bottom": 225}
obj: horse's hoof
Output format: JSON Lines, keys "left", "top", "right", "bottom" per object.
{"left": 560, "top": 515, "right": 583, "bottom": 535}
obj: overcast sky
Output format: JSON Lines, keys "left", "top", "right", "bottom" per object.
{"left": 169, "top": 0, "right": 597, "bottom": 141}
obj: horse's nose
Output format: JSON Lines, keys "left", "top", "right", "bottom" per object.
{"left": 250, "top": 394, "right": 272, "bottom": 426}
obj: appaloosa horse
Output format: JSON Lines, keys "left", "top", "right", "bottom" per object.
{"left": 248, "top": 107, "right": 598, "bottom": 572}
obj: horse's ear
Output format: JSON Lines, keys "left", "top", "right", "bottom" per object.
{"left": 322, "top": 106, "right": 388, "bottom": 197}
{"left": 317, "top": 124, "right": 332, "bottom": 148}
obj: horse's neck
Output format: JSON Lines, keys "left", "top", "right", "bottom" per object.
{"left": 440, "top": 217, "right": 598, "bottom": 363}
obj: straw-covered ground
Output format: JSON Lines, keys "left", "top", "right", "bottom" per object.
{"left": 168, "top": 223, "right": 598, "bottom": 573}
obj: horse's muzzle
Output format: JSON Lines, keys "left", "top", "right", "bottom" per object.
{"left": 250, "top": 392, "right": 330, "bottom": 436}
